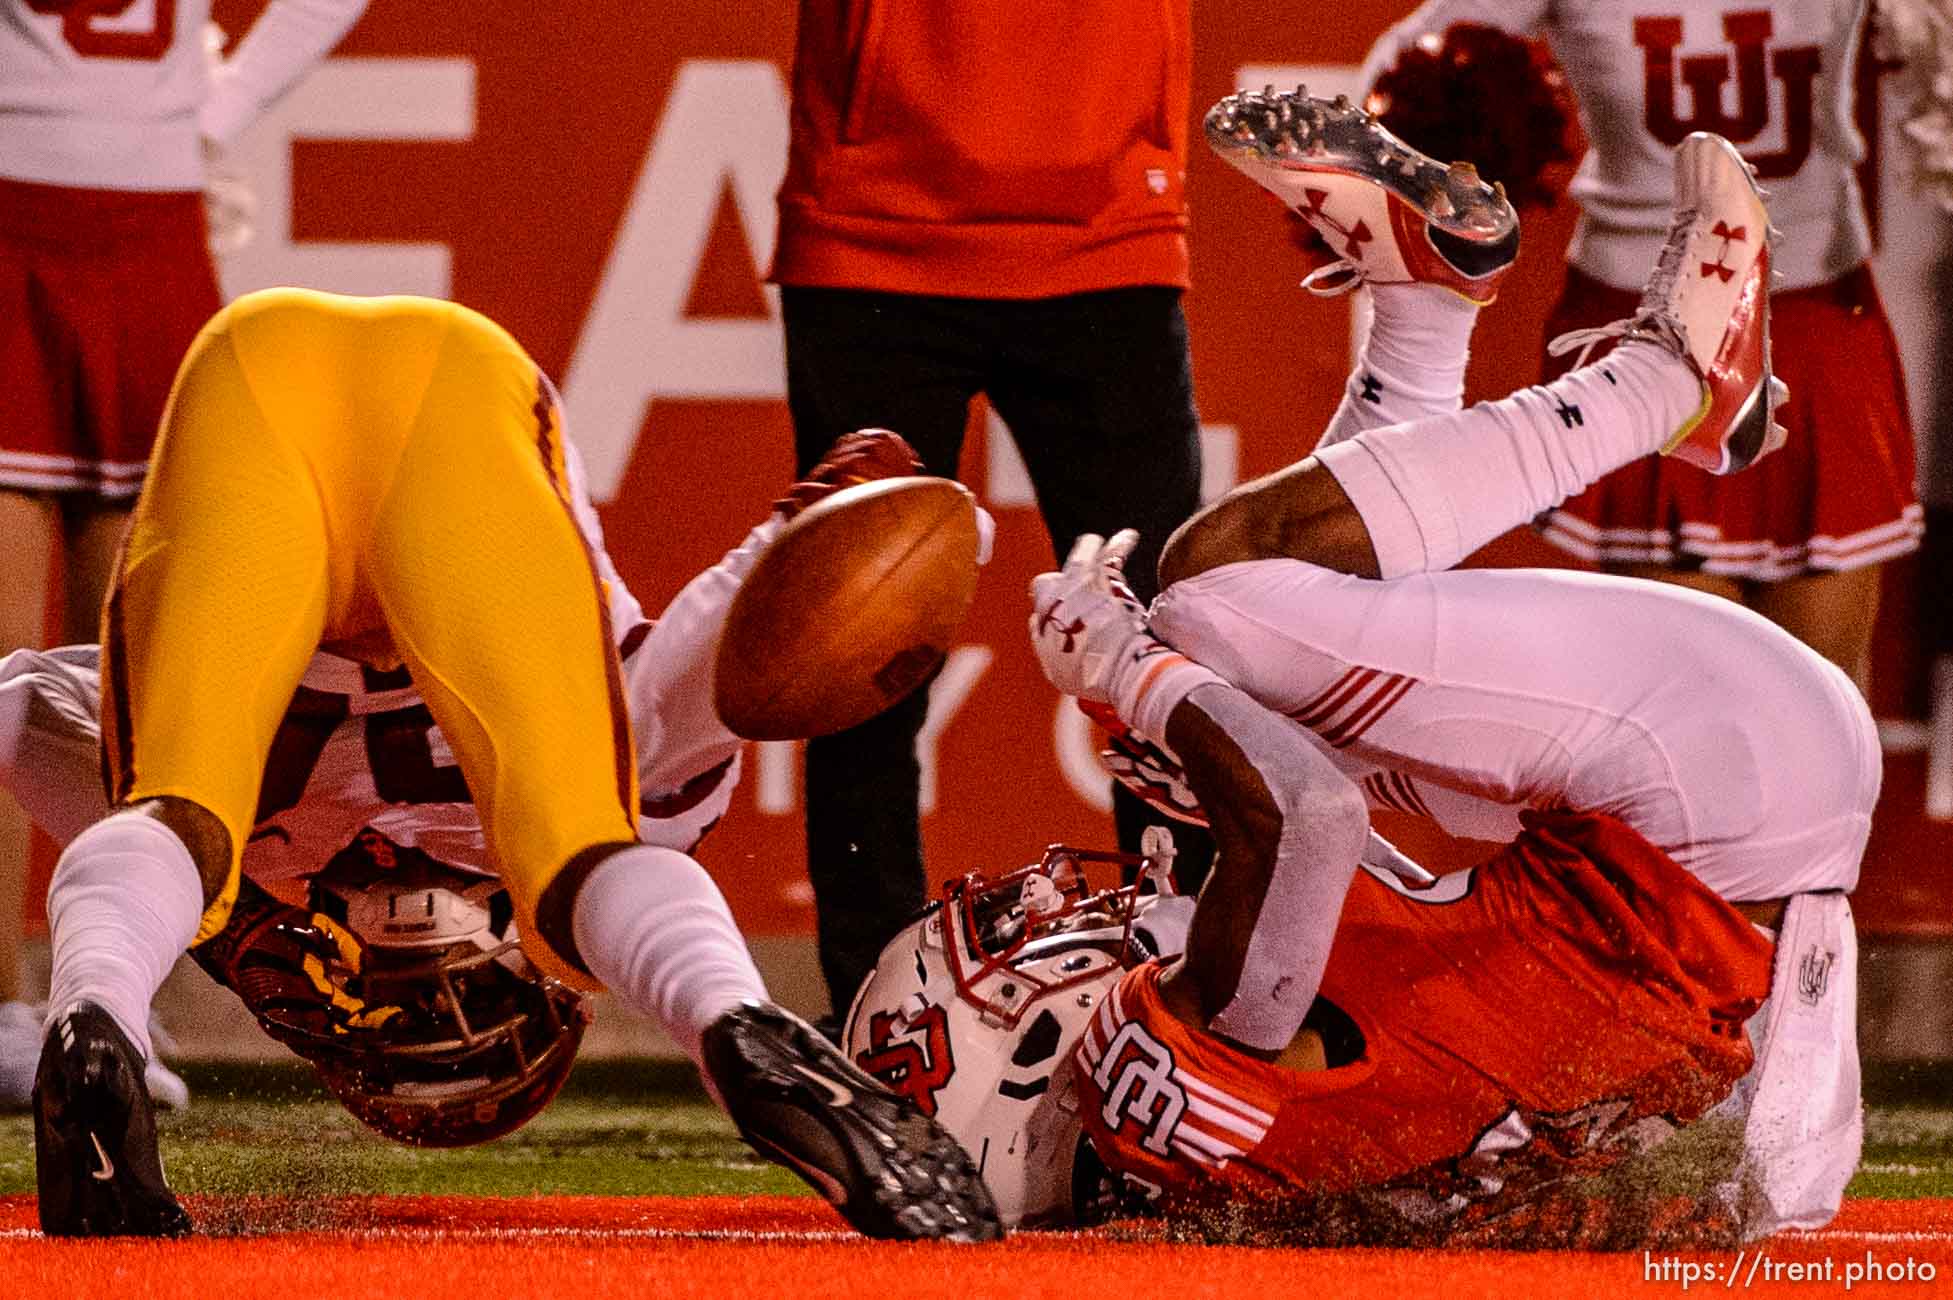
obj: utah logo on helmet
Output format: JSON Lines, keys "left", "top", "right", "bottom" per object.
{"left": 856, "top": 1002, "right": 956, "bottom": 1117}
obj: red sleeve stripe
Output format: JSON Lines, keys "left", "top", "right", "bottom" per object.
{"left": 1177, "top": 1112, "right": 1256, "bottom": 1158}
{"left": 1169, "top": 1136, "right": 1223, "bottom": 1167}
{"left": 1184, "top": 1093, "right": 1271, "bottom": 1142}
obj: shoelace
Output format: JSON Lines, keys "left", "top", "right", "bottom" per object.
{"left": 1546, "top": 311, "right": 1694, "bottom": 372}
{"left": 1299, "top": 260, "right": 1365, "bottom": 297}
{"left": 1546, "top": 199, "right": 1701, "bottom": 370}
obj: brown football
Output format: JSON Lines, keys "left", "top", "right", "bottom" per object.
{"left": 714, "top": 476, "right": 982, "bottom": 740}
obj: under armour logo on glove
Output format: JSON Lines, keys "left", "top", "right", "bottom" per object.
{"left": 1035, "top": 603, "right": 1088, "bottom": 654}
{"left": 1027, "top": 530, "right": 1157, "bottom": 707}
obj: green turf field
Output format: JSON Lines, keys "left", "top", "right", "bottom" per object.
{"left": 0, "top": 1061, "right": 805, "bottom": 1201}
{"left": 5, "top": 1060, "right": 1952, "bottom": 1202}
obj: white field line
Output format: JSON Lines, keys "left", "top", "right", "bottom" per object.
{"left": 0, "top": 1226, "right": 854, "bottom": 1243}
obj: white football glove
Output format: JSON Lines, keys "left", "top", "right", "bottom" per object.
{"left": 1027, "top": 530, "right": 1160, "bottom": 708}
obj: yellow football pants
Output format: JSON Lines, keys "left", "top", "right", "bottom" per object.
{"left": 100, "top": 288, "right": 637, "bottom": 986}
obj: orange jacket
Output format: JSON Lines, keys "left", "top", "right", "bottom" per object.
{"left": 770, "top": 0, "right": 1191, "bottom": 299}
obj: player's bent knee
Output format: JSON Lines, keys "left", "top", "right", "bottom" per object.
{"left": 117, "top": 797, "right": 234, "bottom": 907}
{"left": 1160, "top": 460, "right": 1376, "bottom": 588}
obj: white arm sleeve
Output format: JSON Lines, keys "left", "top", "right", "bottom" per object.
{"left": 198, "top": 0, "right": 373, "bottom": 146}
{"left": 0, "top": 647, "right": 111, "bottom": 845}
{"left": 1358, "top": 0, "right": 1553, "bottom": 96}
{"left": 624, "top": 516, "right": 785, "bottom": 852}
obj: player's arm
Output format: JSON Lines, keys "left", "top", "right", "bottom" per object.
{"left": 0, "top": 647, "right": 112, "bottom": 844}
{"left": 198, "top": 0, "right": 373, "bottom": 148}
{"left": 621, "top": 515, "right": 783, "bottom": 851}
{"left": 1029, "top": 535, "right": 1368, "bottom": 1057}
{"left": 1160, "top": 683, "right": 1368, "bottom": 1057}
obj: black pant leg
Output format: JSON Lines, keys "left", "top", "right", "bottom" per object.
{"left": 986, "top": 287, "right": 1215, "bottom": 887}
{"left": 781, "top": 287, "right": 987, "bottom": 1009}
{"left": 984, "top": 287, "right": 1201, "bottom": 602}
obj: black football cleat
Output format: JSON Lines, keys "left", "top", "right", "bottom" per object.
{"left": 701, "top": 1002, "right": 1003, "bottom": 1242}
{"left": 33, "top": 1002, "right": 192, "bottom": 1237}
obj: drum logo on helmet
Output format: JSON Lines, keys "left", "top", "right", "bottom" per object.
{"left": 855, "top": 1002, "right": 956, "bottom": 1117}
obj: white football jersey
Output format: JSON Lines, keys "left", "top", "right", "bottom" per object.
{"left": 0, "top": 0, "right": 367, "bottom": 191}
{"left": 0, "top": 442, "right": 768, "bottom": 894}
{"left": 1364, "top": 0, "right": 1872, "bottom": 291}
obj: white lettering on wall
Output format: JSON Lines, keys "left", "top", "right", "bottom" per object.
{"left": 917, "top": 647, "right": 994, "bottom": 814}
{"left": 1055, "top": 697, "right": 1115, "bottom": 812}
{"left": 564, "top": 59, "right": 791, "bottom": 500}
{"left": 756, "top": 740, "right": 799, "bottom": 815}
{"left": 219, "top": 59, "right": 477, "bottom": 300}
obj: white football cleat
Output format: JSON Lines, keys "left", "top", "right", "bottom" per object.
{"left": 1205, "top": 87, "right": 1520, "bottom": 304}
{"left": 1550, "top": 132, "right": 1785, "bottom": 474}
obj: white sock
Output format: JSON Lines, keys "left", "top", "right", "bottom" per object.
{"left": 45, "top": 812, "right": 203, "bottom": 1061}
{"left": 1316, "top": 284, "right": 1480, "bottom": 450}
{"left": 1316, "top": 341, "right": 1701, "bottom": 576}
{"left": 571, "top": 844, "right": 768, "bottom": 1064}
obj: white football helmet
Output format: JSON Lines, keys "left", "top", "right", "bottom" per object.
{"left": 842, "top": 832, "right": 1190, "bottom": 1227}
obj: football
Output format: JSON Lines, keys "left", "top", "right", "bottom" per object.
{"left": 714, "top": 476, "right": 982, "bottom": 740}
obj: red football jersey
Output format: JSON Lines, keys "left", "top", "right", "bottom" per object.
{"left": 1075, "top": 810, "right": 1773, "bottom": 1234}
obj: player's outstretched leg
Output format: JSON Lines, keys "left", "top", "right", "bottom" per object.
{"left": 33, "top": 1001, "right": 189, "bottom": 1237}
{"left": 701, "top": 1002, "right": 1003, "bottom": 1241}
{"left": 1206, "top": 88, "right": 1519, "bottom": 455}
{"left": 1164, "top": 129, "right": 1781, "bottom": 587}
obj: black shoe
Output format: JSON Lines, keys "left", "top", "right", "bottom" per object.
{"left": 33, "top": 1002, "right": 192, "bottom": 1237}
{"left": 701, "top": 1002, "right": 1002, "bottom": 1242}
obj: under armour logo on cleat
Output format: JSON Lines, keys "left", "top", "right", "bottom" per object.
{"left": 1700, "top": 220, "right": 1746, "bottom": 281}
{"left": 1555, "top": 399, "right": 1584, "bottom": 428}
{"left": 1359, "top": 372, "right": 1383, "bottom": 404}
{"left": 1301, "top": 188, "right": 1373, "bottom": 259}
{"left": 1036, "top": 603, "right": 1087, "bottom": 653}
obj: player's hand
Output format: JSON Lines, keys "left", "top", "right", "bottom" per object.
{"left": 1028, "top": 530, "right": 1160, "bottom": 706}
{"left": 191, "top": 878, "right": 403, "bottom": 1058}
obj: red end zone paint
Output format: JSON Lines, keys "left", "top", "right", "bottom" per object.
{"left": 2, "top": 1196, "right": 1949, "bottom": 1300}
